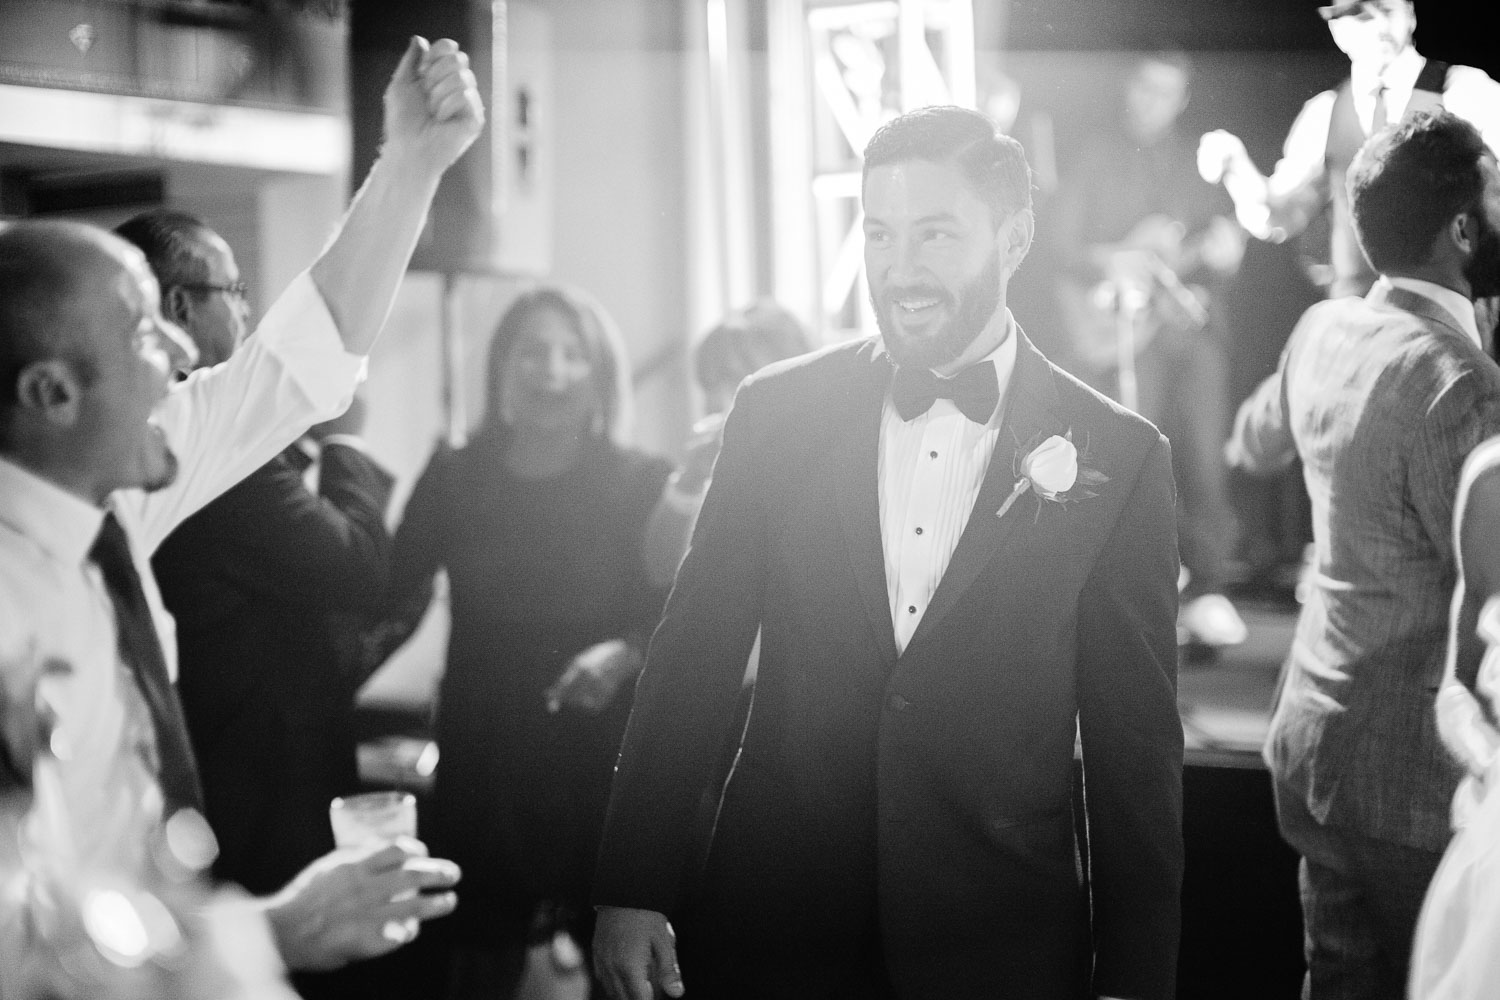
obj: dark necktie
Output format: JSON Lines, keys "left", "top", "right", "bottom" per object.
{"left": 89, "top": 512, "right": 204, "bottom": 815}
{"left": 890, "top": 359, "right": 1000, "bottom": 424}
{"left": 1370, "top": 84, "right": 1388, "bottom": 134}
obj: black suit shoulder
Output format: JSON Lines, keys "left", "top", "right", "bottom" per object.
{"left": 715, "top": 339, "right": 884, "bottom": 463}
{"left": 1048, "top": 353, "right": 1160, "bottom": 431}
{"left": 736, "top": 337, "right": 878, "bottom": 410}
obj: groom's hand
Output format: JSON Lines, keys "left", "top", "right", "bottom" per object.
{"left": 594, "top": 906, "right": 684, "bottom": 1000}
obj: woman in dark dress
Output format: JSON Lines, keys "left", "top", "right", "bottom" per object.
{"left": 386, "top": 285, "right": 672, "bottom": 995}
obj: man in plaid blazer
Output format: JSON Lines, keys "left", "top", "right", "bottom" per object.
{"left": 1229, "top": 109, "right": 1500, "bottom": 999}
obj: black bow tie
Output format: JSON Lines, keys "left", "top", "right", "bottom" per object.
{"left": 890, "top": 359, "right": 999, "bottom": 424}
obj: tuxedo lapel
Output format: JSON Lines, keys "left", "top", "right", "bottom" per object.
{"left": 834, "top": 342, "right": 900, "bottom": 669}
{"left": 903, "top": 330, "right": 1066, "bottom": 655}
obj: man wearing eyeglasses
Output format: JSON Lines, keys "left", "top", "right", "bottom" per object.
{"left": 113, "top": 208, "right": 404, "bottom": 1000}
{"left": 1199, "top": 0, "right": 1500, "bottom": 300}
{"left": 170, "top": 273, "right": 250, "bottom": 368}
{"left": 131, "top": 217, "right": 252, "bottom": 371}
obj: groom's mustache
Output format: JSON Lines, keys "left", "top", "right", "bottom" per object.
{"left": 880, "top": 285, "right": 954, "bottom": 310}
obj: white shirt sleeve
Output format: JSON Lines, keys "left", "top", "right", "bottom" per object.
{"left": 124, "top": 271, "right": 366, "bottom": 553}
{"left": 1268, "top": 90, "right": 1336, "bottom": 200}
{"left": 1253, "top": 90, "right": 1338, "bottom": 238}
{"left": 1443, "top": 65, "right": 1500, "bottom": 157}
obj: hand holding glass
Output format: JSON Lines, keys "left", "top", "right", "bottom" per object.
{"left": 329, "top": 791, "right": 420, "bottom": 943}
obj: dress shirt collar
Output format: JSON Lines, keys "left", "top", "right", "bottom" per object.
{"left": 874, "top": 308, "right": 1020, "bottom": 424}
{"left": 0, "top": 455, "right": 106, "bottom": 566}
{"left": 1352, "top": 45, "right": 1423, "bottom": 102}
{"left": 1381, "top": 275, "right": 1481, "bottom": 347}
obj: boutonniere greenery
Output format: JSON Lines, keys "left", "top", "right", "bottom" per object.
{"left": 996, "top": 429, "right": 1109, "bottom": 520}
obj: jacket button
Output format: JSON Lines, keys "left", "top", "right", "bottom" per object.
{"left": 888, "top": 693, "right": 910, "bottom": 712}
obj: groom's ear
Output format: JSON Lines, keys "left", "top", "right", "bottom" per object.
{"left": 1000, "top": 209, "right": 1035, "bottom": 268}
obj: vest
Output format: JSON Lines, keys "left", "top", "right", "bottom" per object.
{"left": 1324, "top": 58, "right": 1448, "bottom": 297}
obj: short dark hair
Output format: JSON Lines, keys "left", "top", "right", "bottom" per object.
{"left": 480, "top": 284, "right": 633, "bottom": 444}
{"left": 861, "top": 105, "right": 1033, "bottom": 225}
{"left": 0, "top": 221, "right": 103, "bottom": 430}
{"left": 694, "top": 299, "right": 813, "bottom": 393}
{"left": 114, "top": 208, "right": 215, "bottom": 293}
{"left": 1349, "top": 109, "right": 1490, "bottom": 275}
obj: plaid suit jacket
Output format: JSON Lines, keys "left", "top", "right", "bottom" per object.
{"left": 1233, "top": 281, "right": 1500, "bottom": 850}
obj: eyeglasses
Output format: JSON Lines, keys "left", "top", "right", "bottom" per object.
{"left": 173, "top": 280, "right": 248, "bottom": 301}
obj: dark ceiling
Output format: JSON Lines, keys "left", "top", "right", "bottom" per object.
{"left": 999, "top": 0, "right": 1496, "bottom": 78}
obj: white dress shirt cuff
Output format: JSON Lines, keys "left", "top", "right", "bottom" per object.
{"left": 257, "top": 271, "right": 368, "bottom": 417}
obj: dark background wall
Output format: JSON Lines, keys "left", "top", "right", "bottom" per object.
{"left": 999, "top": 0, "right": 1494, "bottom": 76}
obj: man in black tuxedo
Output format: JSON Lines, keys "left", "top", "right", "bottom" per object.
{"left": 118, "top": 210, "right": 400, "bottom": 997}
{"left": 593, "top": 106, "right": 1184, "bottom": 1000}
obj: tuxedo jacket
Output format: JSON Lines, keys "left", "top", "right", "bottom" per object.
{"left": 1232, "top": 282, "right": 1500, "bottom": 853}
{"left": 152, "top": 441, "right": 395, "bottom": 894}
{"left": 596, "top": 332, "right": 1184, "bottom": 999}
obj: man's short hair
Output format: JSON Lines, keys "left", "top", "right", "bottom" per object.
{"left": 0, "top": 221, "right": 102, "bottom": 427}
{"left": 861, "top": 105, "right": 1033, "bottom": 226}
{"left": 114, "top": 208, "right": 215, "bottom": 292}
{"left": 1349, "top": 109, "right": 1490, "bottom": 275}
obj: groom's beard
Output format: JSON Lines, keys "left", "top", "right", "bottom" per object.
{"left": 1464, "top": 207, "right": 1500, "bottom": 299}
{"left": 873, "top": 245, "right": 1002, "bottom": 371}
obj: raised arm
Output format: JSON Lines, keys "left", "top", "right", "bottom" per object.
{"left": 309, "top": 36, "right": 483, "bottom": 355}
{"left": 132, "top": 37, "right": 483, "bottom": 548}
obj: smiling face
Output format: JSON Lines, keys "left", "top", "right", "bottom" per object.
{"left": 72, "top": 239, "right": 199, "bottom": 500}
{"left": 1, "top": 224, "right": 197, "bottom": 504}
{"left": 498, "top": 305, "right": 601, "bottom": 438}
{"left": 1327, "top": 0, "right": 1416, "bottom": 74}
{"left": 863, "top": 157, "right": 1025, "bottom": 373}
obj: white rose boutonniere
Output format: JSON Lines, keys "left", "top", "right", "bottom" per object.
{"left": 996, "top": 429, "right": 1108, "bottom": 520}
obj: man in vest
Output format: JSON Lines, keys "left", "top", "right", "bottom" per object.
{"left": 1198, "top": 0, "right": 1500, "bottom": 299}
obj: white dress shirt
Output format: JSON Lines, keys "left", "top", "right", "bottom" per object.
{"left": 0, "top": 272, "right": 361, "bottom": 874}
{"left": 878, "top": 318, "right": 1018, "bottom": 654}
{"left": 1267, "top": 47, "right": 1500, "bottom": 210}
